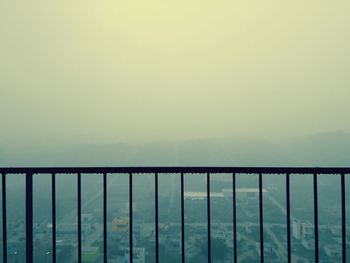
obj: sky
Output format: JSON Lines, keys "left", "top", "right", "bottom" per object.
{"left": 1, "top": 0, "right": 350, "bottom": 147}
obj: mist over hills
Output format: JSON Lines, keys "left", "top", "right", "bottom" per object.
{"left": 1, "top": 131, "right": 349, "bottom": 167}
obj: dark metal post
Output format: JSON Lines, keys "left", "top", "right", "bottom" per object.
{"left": 286, "top": 173, "right": 291, "bottom": 263}
{"left": 313, "top": 174, "right": 319, "bottom": 263}
{"left": 232, "top": 173, "right": 237, "bottom": 263}
{"left": 2, "top": 173, "right": 7, "bottom": 263}
{"left": 52, "top": 173, "right": 56, "bottom": 263}
{"left": 129, "top": 173, "right": 133, "bottom": 263}
{"left": 26, "top": 173, "right": 33, "bottom": 263}
{"left": 341, "top": 174, "right": 346, "bottom": 263}
{"left": 207, "top": 173, "right": 211, "bottom": 263}
{"left": 103, "top": 173, "right": 107, "bottom": 263}
{"left": 259, "top": 173, "right": 264, "bottom": 263}
{"left": 181, "top": 173, "right": 185, "bottom": 263}
{"left": 155, "top": 173, "right": 159, "bottom": 263}
{"left": 77, "top": 173, "right": 82, "bottom": 263}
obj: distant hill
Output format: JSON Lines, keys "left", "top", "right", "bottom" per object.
{"left": 282, "top": 131, "right": 350, "bottom": 167}
{"left": 1, "top": 131, "right": 349, "bottom": 167}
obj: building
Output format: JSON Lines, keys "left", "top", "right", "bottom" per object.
{"left": 324, "top": 244, "right": 341, "bottom": 260}
{"left": 184, "top": 192, "right": 224, "bottom": 200}
{"left": 117, "top": 248, "right": 145, "bottom": 263}
{"left": 111, "top": 217, "right": 129, "bottom": 233}
{"left": 82, "top": 213, "right": 93, "bottom": 223}
{"left": 223, "top": 188, "right": 267, "bottom": 201}
{"left": 256, "top": 242, "right": 274, "bottom": 258}
{"left": 184, "top": 188, "right": 267, "bottom": 201}
{"left": 292, "top": 220, "right": 313, "bottom": 240}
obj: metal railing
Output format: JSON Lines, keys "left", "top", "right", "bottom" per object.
{"left": 0, "top": 167, "right": 350, "bottom": 263}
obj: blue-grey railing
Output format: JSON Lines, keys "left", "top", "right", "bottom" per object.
{"left": 0, "top": 167, "right": 350, "bottom": 263}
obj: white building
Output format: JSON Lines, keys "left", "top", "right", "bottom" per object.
{"left": 184, "top": 188, "right": 267, "bottom": 201}
{"left": 223, "top": 188, "right": 267, "bottom": 201}
{"left": 292, "top": 220, "right": 313, "bottom": 240}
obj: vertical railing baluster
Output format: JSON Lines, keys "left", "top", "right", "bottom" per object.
{"left": 259, "top": 173, "right": 264, "bottom": 263}
{"left": 207, "top": 173, "right": 211, "bottom": 263}
{"left": 52, "top": 173, "right": 56, "bottom": 263}
{"left": 232, "top": 173, "right": 237, "bottom": 263}
{"left": 26, "top": 172, "right": 33, "bottom": 263}
{"left": 286, "top": 173, "right": 291, "bottom": 263}
{"left": 341, "top": 173, "right": 346, "bottom": 263}
{"left": 2, "top": 173, "right": 7, "bottom": 263}
{"left": 103, "top": 173, "right": 107, "bottom": 263}
{"left": 77, "top": 173, "right": 82, "bottom": 263}
{"left": 129, "top": 173, "right": 133, "bottom": 263}
{"left": 181, "top": 173, "right": 185, "bottom": 263}
{"left": 313, "top": 173, "right": 319, "bottom": 263}
{"left": 155, "top": 173, "right": 159, "bottom": 263}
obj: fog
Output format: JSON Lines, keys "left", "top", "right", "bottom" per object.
{"left": 1, "top": 0, "right": 350, "bottom": 148}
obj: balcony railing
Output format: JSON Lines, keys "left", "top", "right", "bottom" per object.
{"left": 0, "top": 167, "right": 349, "bottom": 263}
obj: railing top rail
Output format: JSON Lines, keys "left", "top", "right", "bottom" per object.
{"left": 0, "top": 167, "right": 349, "bottom": 174}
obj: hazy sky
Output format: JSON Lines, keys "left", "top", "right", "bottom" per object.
{"left": 1, "top": 0, "right": 350, "bottom": 146}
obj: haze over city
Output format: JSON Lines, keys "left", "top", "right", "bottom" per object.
{"left": 1, "top": 0, "right": 350, "bottom": 148}
{"left": 1, "top": 1, "right": 350, "bottom": 263}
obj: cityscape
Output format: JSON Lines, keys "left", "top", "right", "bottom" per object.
{"left": 1, "top": 172, "right": 348, "bottom": 263}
